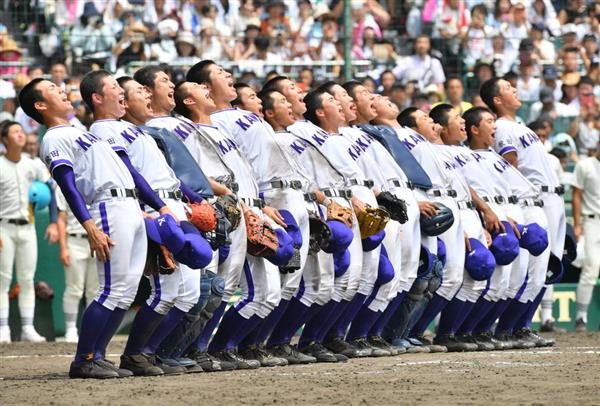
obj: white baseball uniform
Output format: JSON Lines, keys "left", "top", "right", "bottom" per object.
{"left": 393, "top": 127, "right": 465, "bottom": 300}
{"left": 0, "top": 153, "right": 49, "bottom": 330}
{"left": 40, "top": 124, "right": 147, "bottom": 311}
{"left": 90, "top": 119, "right": 199, "bottom": 314}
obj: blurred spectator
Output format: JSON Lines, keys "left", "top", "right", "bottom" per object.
{"left": 491, "top": 31, "right": 516, "bottom": 76}
{"left": 517, "top": 60, "right": 541, "bottom": 102}
{"left": 291, "top": 0, "right": 315, "bottom": 39}
{"left": 174, "top": 31, "right": 199, "bottom": 65}
{"left": 551, "top": 133, "right": 579, "bottom": 164}
{"left": 490, "top": 0, "right": 512, "bottom": 28}
{"left": 389, "top": 83, "right": 409, "bottom": 111}
{"left": 297, "top": 67, "right": 313, "bottom": 91}
{"left": 561, "top": 47, "right": 581, "bottom": 79}
{"left": 0, "top": 36, "right": 25, "bottom": 77}
{"left": 438, "top": 76, "right": 472, "bottom": 114}
{"left": 229, "top": 0, "right": 261, "bottom": 38}
{"left": 433, "top": 0, "right": 469, "bottom": 56}
{"left": 112, "top": 22, "right": 149, "bottom": 69}
{"left": 198, "top": 21, "right": 235, "bottom": 61}
{"left": 463, "top": 4, "right": 493, "bottom": 68}
{"left": 150, "top": 18, "right": 179, "bottom": 63}
{"left": 392, "top": 36, "right": 445, "bottom": 95}
{"left": 181, "top": 0, "right": 210, "bottom": 36}
{"left": 309, "top": 14, "right": 340, "bottom": 62}
{"left": 143, "top": 0, "right": 178, "bottom": 27}
{"left": 527, "top": 0, "right": 561, "bottom": 37}
{"left": 28, "top": 65, "right": 44, "bottom": 79}
{"left": 558, "top": 0, "right": 587, "bottom": 27}
{"left": 542, "top": 64, "right": 563, "bottom": 101}
{"left": 424, "top": 84, "right": 443, "bottom": 105}
{"left": 234, "top": 24, "right": 261, "bottom": 60}
{"left": 261, "top": 0, "right": 292, "bottom": 39}
{"left": 347, "top": 0, "right": 390, "bottom": 48}
{"left": 0, "top": 79, "right": 16, "bottom": 122}
{"left": 570, "top": 76, "right": 595, "bottom": 113}
{"left": 501, "top": 1, "right": 530, "bottom": 55}
{"left": 50, "top": 62, "right": 68, "bottom": 89}
{"left": 363, "top": 76, "right": 377, "bottom": 94}
{"left": 529, "top": 118, "right": 554, "bottom": 151}
{"left": 581, "top": 34, "right": 599, "bottom": 73}
{"left": 530, "top": 23, "right": 556, "bottom": 62}
{"left": 70, "top": 2, "right": 115, "bottom": 68}
{"left": 529, "top": 87, "right": 577, "bottom": 123}
{"left": 561, "top": 72, "right": 581, "bottom": 106}
{"left": 378, "top": 70, "right": 395, "bottom": 97}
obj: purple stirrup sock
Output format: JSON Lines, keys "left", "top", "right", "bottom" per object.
{"left": 193, "top": 301, "right": 227, "bottom": 352}
{"left": 299, "top": 300, "right": 338, "bottom": 347}
{"left": 346, "top": 306, "right": 382, "bottom": 340}
{"left": 494, "top": 299, "right": 531, "bottom": 335}
{"left": 208, "top": 306, "right": 247, "bottom": 353}
{"left": 369, "top": 291, "right": 406, "bottom": 337}
{"left": 74, "top": 301, "right": 114, "bottom": 363}
{"left": 451, "top": 300, "right": 476, "bottom": 334}
{"left": 436, "top": 298, "right": 466, "bottom": 336}
{"left": 409, "top": 293, "right": 450, "bottom": 337}
{"left": 143, "top": 307, "right": 187, "bottom": 355}
{"left": 327, "top": 293, "right": 367, "bottom": 340}
{"left": 267, "top": 298, "right": 311, "bottom": 347}
{"left": 94, "top": 307, "right": 126, "bottom": 359}
{"left": 473, "top": 299, "right": 510, "bottom": 334}
{"left": 229, "top": 315, "right": 263, "bottom": 349}
{"left": 123, "top": 304, "right": 164, "bottom": 355}
{"left": 456, "top": 297, "right": 496, "bottom": 335}
{"left": 516, "top": 287, "right": 546, "bottom": 330}
{"left": 253, "top": 299, "right": 290, "bottom": 346}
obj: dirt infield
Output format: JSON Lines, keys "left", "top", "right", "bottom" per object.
{"left": 1, "top": 332, "right": 599, "bottom": 405}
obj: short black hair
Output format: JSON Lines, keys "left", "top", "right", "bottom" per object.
{"left": 0, "top": 120, "right": 20, "bottom": 138}
{"left": 429, "top": 103, "right": 453, "bottom": 127}
{"left": 578, "top": 76, "right": 595, "bottom": 88}
{"left": 397, "top": 107, "right": 418, "bottom": 129}
{"left": 80, "top": 69, "right": 111, "bottom": 112}
{"left": 258, "top": 88, "right": 278, "bottom": 115}
{"left": 262, "top": 75, "right": 288, "bottom": 93}
{"left": 187, "top": 60, "right": 216, "bottom": 84}
{"left": 303, "top": 89, "right": 326, "bottom": 126}
{"left": 503, "top": 71, "right": 518, "bottom": 82}
{"left": 563, "top": 46, "right": 579, "bottom": 54}
{"left": 480, "top": 77, "right": 502, "bottom": 113}
{"left": 444, "top": 75, "right": 462, "bottom": 88}
{"left": 550, "top": 147, "right": 567, "bottom": 159}
{"left": 133, "top": 65, "right": 166, "bottom": 88}
{"left": 232, "top": 83, "right": 251, "bottom": 107}
{"left": 471, "top": 4, "right": 488, "bottom": 16}
{"left": 173, "top": 81, "right": 192, "bottom": 118}
{"left": 528, "top": 118, "right": 550, "bottom": 132}
{"left": 342, "top": 80, "right": 362, "bottom": 100}
{"left": 116, "top": 76, "right": 135, "bottom": 98}
{"left": 462, "top": 106, "right": 492, "bottom": 143}
{"left": 18, "top": 78, "right": 46, "bottom": 124}
{"left": 316, "top": 81, "right": 337, "bottom": 96}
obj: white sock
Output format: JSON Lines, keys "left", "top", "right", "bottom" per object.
{"left": 540, "top": 299, "right": 553, "bottom": 323}
{"left": 0, "top": 317, "right": 8, "bottom": 329}
{"left": 65, "top": 313, "right": 77, "bottom": 330}
{"left": 21, "top": 317, "right": 34, "bottom": 328}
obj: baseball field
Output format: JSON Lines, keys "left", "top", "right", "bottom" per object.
{"left": 1, "top": 332, "right": 599, "bottom": 405}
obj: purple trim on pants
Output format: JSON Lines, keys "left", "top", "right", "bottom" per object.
{"left": 150, "top": 274, "right": 162, "bottom": 309}
{"left": 98, "top": 202, "right": 111, "bottom": 305}
{"left": 234, "top": 261, "right": 254, "bottom": 312}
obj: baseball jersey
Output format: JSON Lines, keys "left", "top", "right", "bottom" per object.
{"left": 0, "top": 154, "right": 50, "bottom": 220}
{"left": 287, "top": 120, "right": 346, "bottom": 189}
{"left": 447, "top": 146, "right": 508, "bottom": 198}
{"left": 430, "top": 144, "right": 471, "bottom": 202}
{"left": 89, "top": 119, "right": 180, "bottom": 192}
{"left": 572, "top": 156, "right": 600, "bottom": 216}
{"left": 210, "top": 108, "right": 310, "bottom": 192}
{"left": 393, "top": 127, "right": 452, "bottom": 191}
{"left": 494, "top": 117, "right": 560, "bottom": 188}
{"left": 55, "top": 188, "right": 85, "bottom": 234}
{"left": 40, "top": 124, "right": 134, "bottom": 204}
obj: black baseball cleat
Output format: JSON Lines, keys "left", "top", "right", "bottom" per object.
{"left": 323, "top": 336, "right": 361, "bottom": 358}
{"left": 473, "top": 332, "right": 509, "bottom": 350}
{"left": 173, "top": 357, "right": 204, "bottom": 373}
{"left": 539, "top": 320, "right": 566, "bottom": 333}
{"left": 238, "top": 345, "right": 288, "bottom": 367}
{"left": 210, "top": 349, "right": 261, "bottom": 370}
{"left": 495, "top": 331, "right": 535, "bottom": 349}
{"left": 299, "top": 341, "right": 339, "bottom": 363}
{"left": 368, "top": 335, "right": 405, "bottom": 355}
{"left": 349, "top": 337, "right": 391, "bottom": 357}
{"left": 96, "top": 358, "right": 134, "bottom": 377}
{"left": 514, "top": 328, "right": 555, "bottom": 347}
{"left": 575, "top": 318, "right": 587, "bottom": 332}
{"left": 455, "top": 333, "right": 495, "bottom": 351}
{"left": 119, "top": 354, "right": 164, "bottom": 376}
{"left": 267, "top": 343, "right": 317, "bottom": 365}
{"left": 411, "top": 336, "right": 447, "bottom": 353}
{"left": 158, "top": 356, "right": 203, "bottom": 373}
{"left": 187, "top": 349, "right": 228, "bottom": 372}
{"left": 147, "top": 354, "right": 188, "bottom": 375}
{"left": 69, "top": 360, "right": 120, "bottom": 379}
{"left": 433, "top": 334, "right": 478, "bottom": 352}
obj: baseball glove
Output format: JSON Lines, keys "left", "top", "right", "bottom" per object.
{"left": 244, "top": 209, "right": 279, "bottom": 257}
{"left": 326, "top": 200, "right": 353, "bottom": 228}
{"left": 376, "top": 191, "right": 408, "bottom": 224}
{"left": 144, "top": 240, "right": 177, "bottom": 276}
{"left": 308, "top": 213, "right": 332, "bottom": 255}
{"left": 187, "top": 201, "right": 217, "bottom": 232}
{"left": 356, "top": 207, "right": 390, "bottom": 238}
{"left": 214, "top": 194, "right": 241, "bottom": 231}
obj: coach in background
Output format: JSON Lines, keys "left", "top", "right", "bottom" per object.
{"left": 573, "top": 141, "right": 600, "bottom": 332}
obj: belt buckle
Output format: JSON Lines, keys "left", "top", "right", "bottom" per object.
{"left": 305, "top": 192, "right": 316, "bottom": 202}
{"left": 494, "top": 196, "right": 504, "bottom": 204}
{"left": 556, "top": 185, "right": 565, "bottom": 195}
{"left": 391, "top": 179, "right": 401, "bottom": 187}
{"left": 364, "top": 180, "right": 374, "bottom": 188}
{"left": 323, "top": 189, "right": 333, "bottom": 198}
{"left": 231, "top": 183, "right": 239, "bottom": 193}
{"left": 290, "top": 180, "right": 302, "bottom": 190}
{"left": 432, "top": 190, "right": 442, "bottom": 197}
{"left": 341, "top": 189, "right": 352, "bottom": 199}
{"left": 508, "top": 196, "right": 518, "bottom": 204}
{"left": 448, "top": 190, "right": 457, "bottom": 198}
{"left": 406, "top": 181, "right": 414, "bottom": 189}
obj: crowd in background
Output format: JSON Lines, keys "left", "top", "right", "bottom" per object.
{"left": 0, "top": 1, "right": 597, "bottom": 163}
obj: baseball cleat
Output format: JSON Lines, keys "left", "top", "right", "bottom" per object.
{"left": 0, "top": 326, "right": 11, "bottom": 343}
{"left": 267, "top": 344, "right": 317, "bottom": 365}
{"left": 96, "top": 358, "right": 134, "bottom": 378}
{"left": 368, "top": 335, "right": 405, "bottom": 356}
{"left": 69, "top": 360, "right": 120, "bottom": 379}
{"left": 119, "top": 354, "right": 164, "bottom": 376}
{"left": 21, "top": 326, "right": 45, "bottom": 343}
{"left": 211, "top": 350, "right": 261, "bottom": 370}
{"left": 349, "top": 338, "right": 391, "bottom": 357}
{"left": 539, "top": 320, "right": 566, "bottom": 333}
{"left": 187, "top": 349, "right": 228, "bottom": 372}
{"left": 64, "top": 327, "right": 79, "bottom": 343}
{"left": 148, "top": 355, "right": 188, "bottom": 375}
{"left": 575, "top": 318, "right": 587, "bottom": 332}
{"left": 161, "top": 357, "right": 204, "bottom": 373}
{"left": 455, "top": 333, "right": 495, "bottom": 351}
{"left": 433, "top": 334, "right": 478, "bottom": 352}
{"left": 238, "top": 345, "right": 288, "bottom": 367}
{"left": 514, "top": 328, "right": 555, "bottom": 347}
{"left": 473, "top": 332, "right": 508, "bottom": 350}
{"left": 299, "top": 341, "right": 339, "bottom": 363}
{"left": 494, "top": 331, "right": 535, "bottom": 349}
{"left": 410, "top": 336, "right": 446, "bottom": 353}
{"left": 323, "top": 337, "right": 361, "bottom": 358}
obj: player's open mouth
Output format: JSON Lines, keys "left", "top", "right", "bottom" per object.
{"left": 168, "top": 92, "right": 174, "bottom": 100}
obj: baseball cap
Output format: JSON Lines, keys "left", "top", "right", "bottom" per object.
{"left": 362, "top": 229, "right": 386, "bottom": 251}
{"left": 539, "top": 87, "right": 554, "bottom": 103}
{"left": 334, "top": 249, "right": 351, "bottom": 277}
{"left": 218, "top": 244, "right": 230, "bottom": 265}
{"left": 278, "top": 209, "right": 302, "bottom": 247}
{"left": 145, "top": 214, "right": 186, "bottom": 255}
{"left": 323, "top": 219, "right": 354, "bottom": 254}
{"left": 465, "top": 238, "right": 496, "bottom": 281}
{"left": 375, "top": 247, "right": 395, "bottom": 286}
{"left": 176, "top": 221, "right": 214, "bottom": 269}
{"left": 490, "top": 221, "right": 520, "bottom": 265}
{"left": 563, "top": 223, "right": 577, "bottom": 263}
{"left": 562, "top": 23, "right": 577, "bottom": 36}
{"left": 266, "top": 228, "right": 295, "bottom": 266}
{"left": 417, "top": 245, "right": 436, "bottom": 277}
{"left": 545, "top": 253, "right": 564, "bottom": 284}
{"left": 515, "top": 223, "right": 548, "bottom": 256}
{"left": 542, "top": 65, "right": 558, "bottom": 79}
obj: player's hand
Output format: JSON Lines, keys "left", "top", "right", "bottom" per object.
{"left": 574, "top": 224, "right": 582, "bottom": 241}
{"left": 351, "top": 196, "right": 366, "bottom": 213}
{"left": 418, "top": 201, "right": 438, "bottom": 218}
{"left": 483, "top": 229, "right": 492, "bottom": 247}
{"left": 464, "top": 233, "right": 472, "bottom": 252}
{"left": 506, "top": 217, "right": 521, "bottom": 239}
{"left": 483, "top": 209, "right": 504, "bottom": 234}
{"left": 84, "top": 222, "right": 115, "bottom": 263}
{"left": 60, "top": 247, "right": 71, "bottom": 267}
{"left": 45, "top": 223, "right": 59, "bottom": 244}
{"left": 262, "top": 206, "right": 287, "bottom": 227}
{"left": 159, "top": 206, "right": 180, "bottom": 223}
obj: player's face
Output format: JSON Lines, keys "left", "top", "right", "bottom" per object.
{"left": 100, "top": 76, "right": 126, "bottom": 118}
{"left": 35, "top": 80, "right": 73, "bottom": 118}
{"left": 497, "top": 79, "right": 522, "bottom": 111}
{"left": 444, "top": 109, "right": 467, "bottom": 144}
{"left": 413, "top": 109, "right": 436, "bottom": 139}
{"left": 25, "top": 134, "right": 39, "bottom": 156}
{"left": 187, "top": 82, "right": 216, "bottom": 111}
{"left": 330, "top": 85, "right": 357, "bottom": 123}
{"left": 372, "top": 95, "right": 399, "bottom": 119}
{"left": 124, "top": 80, "right": 153, "bottom": 122}
{"left": 1, "top": 123, "right": 26, "bottom": 149}
{"left": 476, "top": 111, "right": 497, "bottom": 148}
{"left": 239, "top": 87, "right": 263, "bottom": 116}
{"left": 353, "top": 85, "right": 377, "bottom": 121}
{"left": 208, "top": 64, "right": 236, "bottom": 102}
{"left": 279, "top": 79, "right": 307, "bottom": 116}
{"left": 319, "top": 92, "right": 345, "bottom": 127}
{"left": 151, "top": 71, "right": 175, "bottom": 111}
{"left": 269, "top": 91, "right": 295, "bottom": 128}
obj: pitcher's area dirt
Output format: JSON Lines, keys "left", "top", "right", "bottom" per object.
{"left": 1, "top": 332, "right": 599, "bottom": 405}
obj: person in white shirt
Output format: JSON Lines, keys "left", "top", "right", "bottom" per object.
{"left": 572, "top": 144, "right": 600, "bottom": 332}
{"left": 392, "top": 36, "right": 446, "bottom": 95}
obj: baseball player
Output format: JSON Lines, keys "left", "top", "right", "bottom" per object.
{"left": 56, "top": 188, "right": 98, "bottom": 343}
{"left": 0, "top": 120, "right": 58, "bottom": 343}
{"left": 572, "top": 141, "right": 599, "bottom": 332}
{"left": 231, "top": 83, "right": 264, "bottom": 118}
{"left": 83, "top": 70, "right": 212, "bottom": 375}
{"left": 19, "top": 78, "right": 175, "bottom": 379}
{"left": 481, "top": 78, "right": 566, "bottom": 336}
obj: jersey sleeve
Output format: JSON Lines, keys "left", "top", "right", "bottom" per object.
{"left": 572, "top": 161, "right": 586, "bottom": 190}
{"left": 55, "top": 187, "right": 68, "bottom": 212}
{"left": 33, "top": 158, "right": 51, "bottom": 182}
{"left": 493, "top": 125, "right": 518, "bottom": 157}
{"left": 41, "top": 133, "right": 75, "bottom": 174}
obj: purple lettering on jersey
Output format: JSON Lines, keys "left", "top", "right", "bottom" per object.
{"left": 235, "top": 118, "right": 250, "bottom": 131}
{"left": 356, "top": 137, "right": 370, "bottom": 151}
{"left": 174, "top": 125, "right": 191, "bottom": 140}
{"left": 290, "top": 141, "right": 305, "bottom": 154}
{"left": 217, "top": 138, "right": 237, "bottom": 154}
{"left": 75, "top": 136, "right": 92, "bottom": 151}
{"left": 120, "top": 127, "right": 140, "bottom": 144}
{"left": 453, "top": 154, "right": 467, "bottom": 167}
{"left": 493, "top": 158, "right": 510, "bottom": 173}
{"left": 311, "top": 133, "right": 326, "bottom": 145}
{"left": 400, "top": 138, "right": 414, "bottom": 150}
{"left": 347, "top": 147, "right": 358, "bottom": 161}
{"left": 472, "top": 152, "right": 483, "bottom": 162}
{"left": 410, "top": 134, "right": 424, "bottom": 144}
